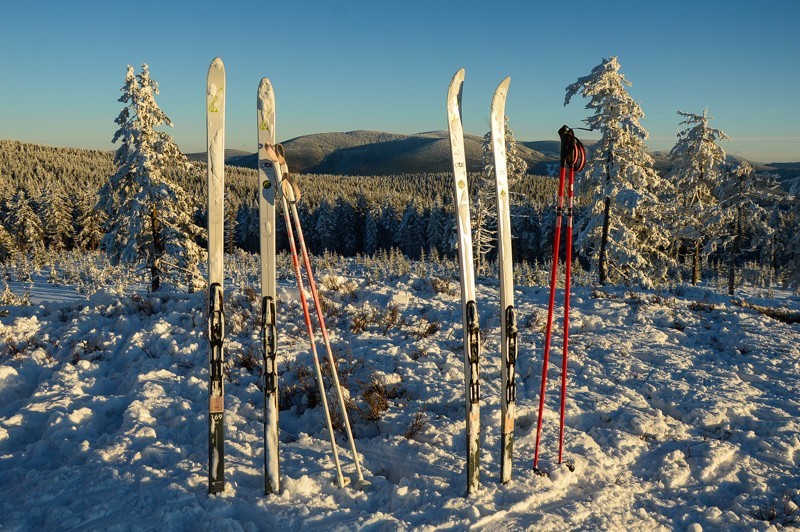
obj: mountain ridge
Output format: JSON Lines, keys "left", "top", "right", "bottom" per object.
{"left": 187, "top": 130, "right": 797, "bottom": 182}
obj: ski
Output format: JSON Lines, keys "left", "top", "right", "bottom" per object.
{"left": 447, "top": 68, "right": 481, "bottom": 495}
{"left": 206, "top": 57, "right": 226, "bottom": 495}
{"left": 490, "top": 77, "right": 518, "bottom": 484}
{"left": 257, "top": 78, "right": 280, "bottom": 495}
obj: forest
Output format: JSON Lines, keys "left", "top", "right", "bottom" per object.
{"left": 0, "top": 57, "right": 798, "bottom": 295}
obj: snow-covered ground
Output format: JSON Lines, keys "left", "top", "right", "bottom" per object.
{"left": 1, "top": 264, "right": 799, "bottom": 530}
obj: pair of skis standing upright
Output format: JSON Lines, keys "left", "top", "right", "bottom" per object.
{"left": 447, "top": 69, "right": 585, "bottom": 494}
{"left": 206, "top": 58, "right": 365, "bottom": 495}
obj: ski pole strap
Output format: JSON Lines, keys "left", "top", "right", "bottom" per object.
{"left": 281, "top": 172, "right": 302, "bottom": 204}
{"left": 268, "top": 143, "right": 302, "bottom": 204}
{"left": 558, "top": 125, "right": 586, "bottom": 172}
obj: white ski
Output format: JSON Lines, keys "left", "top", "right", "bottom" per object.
{"left": 206, "top": 56, "right": 226, "bottom": 495}
{"left": 490, "top": 77, "right": 518, "bottom": 484}
{"left": 447, "top": 68, "right": 481, "bottom": 495}
{"left": 257, "top": 77, "right": 280, "bottom": 495}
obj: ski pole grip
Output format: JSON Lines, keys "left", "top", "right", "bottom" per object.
{"left": 558, "top": 125, "right": 574, "bottom": 168}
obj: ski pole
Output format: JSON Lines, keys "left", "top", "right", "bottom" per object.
{"left": 558, "top": 127, "right": 584, "bottom": 464}
{"left": 533, "top": 133, "right": 567, "bottom": 473}
{"left": 276, "top": 146, "right": 368, "bottom": 488}
{"left": 268, "top": 145, "right": 347, "bottom": 489}
{"left": 534, "top": 125, "right": 585, "bottom": 471}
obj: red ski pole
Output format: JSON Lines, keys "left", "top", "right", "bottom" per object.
{"left": 533, "top": 134, "right": 568, "bottom": 473}
{"left": 535, "top": 126, "right": 585, "bottom": 472}
{"left": 558, "top": 134, "right": 584, "bottom": 464}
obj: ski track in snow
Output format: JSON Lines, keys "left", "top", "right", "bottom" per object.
{"left": 1, "top": 271, "right": 799, "bottom": 530}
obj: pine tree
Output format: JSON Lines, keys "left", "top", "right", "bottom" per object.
{"left": 99, "top": 63, "right": 202, "bottom": 292}
{"left": 313, "top": 200, "right": 336, "bottom": 252}
{"left": 475, "top": 134, "right": 497, "bottom": 276}
{"left": 75, "top": 189, "right": 106, "bottom": 251}
{"left": 332, "top": 196, "right": 358, "bottom": 255}
{"left": 9, "top": 190, "right": 44, "bottom": 253}
{"left": 565, "top": 56, "right": 672, "bottom": 287}
{"left": 784, "top": 177, "right": 800, "bottom": 289}
{"left": 709, "top": 161, "right": 783, "bottom": 295}
{"left": 398, "top": 200, "right": 425, "bottom": 259}
{"left": 667, "top": 109, "right": 730, "bottom": 285}
{"left": 504, "top": 117, "right": 528, "bottom": 189}
{"left": 0, "top": 223, "right": 15, "bottom": 263}
{"left": 363, "top": 208, "right": 379, "bottom": 256}
{"left": 41, "top": 180, "right": 74, "bottom": 251}
{"left": 475, "top": 117, "right": 527, "bottom": 275}
{"left": 224, "top": 192, "right": 238, "bottom": 254}
{"left": 425, "top": 195, "right": 449, "bottom": 255}
{"left": 379, "top": 202, "right": 399, "bottom": 251}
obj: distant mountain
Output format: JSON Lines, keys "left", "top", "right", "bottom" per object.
{"left": 186, "top": 130, "right": 798, "bottom": 184}
{"left": 202, "top": 130, "right": 549, "bottom": 176}
{"left": 185, "top": 149, "right": 250, "bottom": 164}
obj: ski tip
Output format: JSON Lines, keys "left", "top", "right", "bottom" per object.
{"left": 210, "top": 57, "right": 224, "bottom": 70}
{"left": 495, "top": 76, "right": 511, "bottom": 93}
{"left": 258, "top": 77, "right": 272, "bottom": 90}
{"left": 448, "top": 68, "right": 465, "bottom": 100}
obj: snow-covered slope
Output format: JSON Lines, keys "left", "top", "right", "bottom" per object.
{"left": 1, "top": 261, "right": 798, "bottom": 529}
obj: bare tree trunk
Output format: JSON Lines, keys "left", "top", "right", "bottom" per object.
{"left": 728, "top": 206, "right": 742, "bottom": 296}
{"left": 149, "top": 206, "right": 162, "bottom": 292}
{"left": 598, "top": 196, "right": 611, "bottom": 285}
{"left": 692, "top": 240, "right": 701, "bottom": 286}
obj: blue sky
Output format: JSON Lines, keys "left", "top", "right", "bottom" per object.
{"left": 1, "top": 0, "right": 798, "bottom": 162}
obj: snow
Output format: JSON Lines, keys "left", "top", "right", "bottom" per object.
{"left": 1, "top": 264, "right": 799, "bottom": 529}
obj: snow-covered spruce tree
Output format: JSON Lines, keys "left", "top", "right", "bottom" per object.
{"left": 707, "top": 161, "right": 783, "bottom": 295}
{"left": 99, "top": 64, "right": 202, "bottom": 292}
{"left": 9, "top": 189, "right": 44, "bottom": 254}
{"left": 667, "top": 109, "right": 730, "bottom": 285}
{"left": 474, "top": 117, "right": 527, "bottom": 275}
{"left": 503, "top": 117, "right": 528, "bottom": 189}
{"left": 0, "top": 223, "right": 15, "bottom": 263}
{"left": 75, "top": 189, "right": 106, "bottom": 251}
{"left": 41, "top": 180, "right": 74, "bottom": 251}
{"left": 474, "top": 131, "right": 498, "bottom": 275}
{"left": 565, "top": 56, "right": 672, "bottom": 287}
{"left": 224, "top": 193, "right": 237, "bottom": 254}
{"left": 398, "top": 200, "right": 426, "bottom": 260}
{"left": 770, "top": 177, "right": 800, "bottom": 293}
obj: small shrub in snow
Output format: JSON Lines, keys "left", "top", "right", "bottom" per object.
{"left": 413, "top": 317, "right": 441, "bottom": 340}
{"left": 350, "top": 303, "right": 376, "bottom": 334}
{"left": 751, "top": 493, "right": 799, "bottom": 526}
{"left": 357, "top": 372, "right": 399, "bottom": 423}
{"left": 237, "top": 345, "right": 260, "bottom": 374}
{"left": 404, "top": 407, "right": 429, "bottom": 440}
{"left": 430, "top": 276, "right": 457, "bottom": 295}
{"left": 378, "top": 304, "right": 404, "bottom": 335}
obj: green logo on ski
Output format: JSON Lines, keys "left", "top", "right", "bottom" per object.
{"left": 263, "top": 180, "right": 271, "bottom": 189}
{"left": 208, "top": 87, "right": 224, "bottom": 113}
